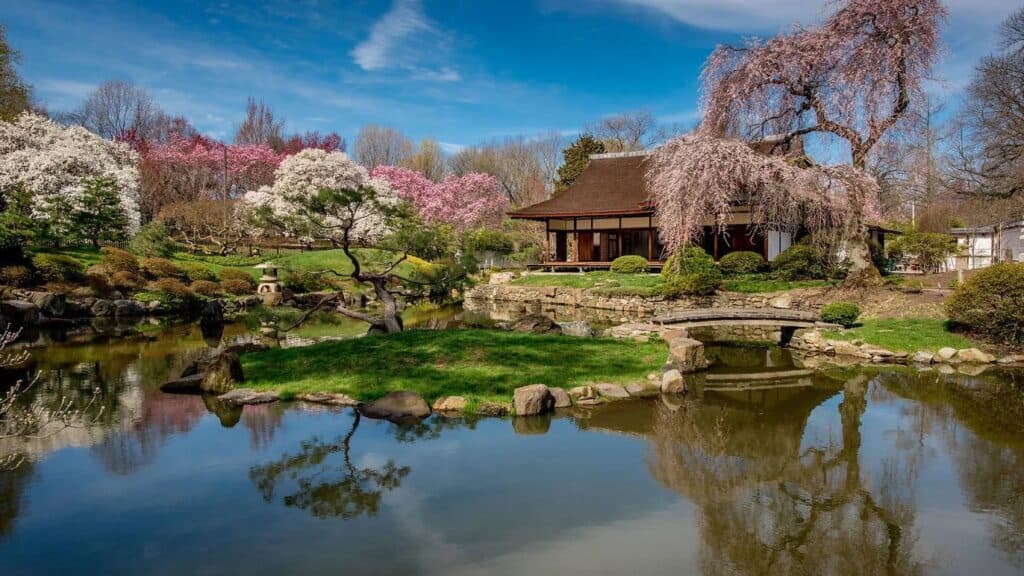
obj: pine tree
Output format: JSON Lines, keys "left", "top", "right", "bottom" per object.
{"left": 554, "top": 135, "right": 605, "bottom": 195}
{"left": 70, "top": 177, "right": 129, "bottom": 248}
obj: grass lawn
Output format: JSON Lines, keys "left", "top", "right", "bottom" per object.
{"left": 821, "top": 318, "right": 978, "bottom": 353}
{"left": 241, "top": 329, "right": 667, "bottom": 408}
{"left": 510, "top": 271, "right": 833, "bottom": 295}
{"left": 722, "top": 276, "right": 834, "bottom": 293}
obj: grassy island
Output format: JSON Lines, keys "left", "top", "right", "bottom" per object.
{"left": 241, "top": 329, "right": 666, "bottom": 406}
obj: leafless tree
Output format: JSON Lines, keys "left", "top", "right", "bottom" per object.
{"left": 0, "top": 326, "right": 103, "bottom": 470}
{"left": 404, "top": 138, "right": 446, "bottom": 181}
{"left": 234, "top": 97, "right": 286, "bottom": 148}
{"left": 530, "top": 132, "right": 567, "bottom": 194}
{"left": 448, "top": 136, "right": 548, "bottom": 206}
{"left": 353, "top": 124, "right": 414, "bottom": 170}
{"left": 64, "top": 80, "right": 162, "bottom": 140}
{"left": 953, "top": 7, "right": 1024, "bottom": 203}
{"left": 586, "top": 109, "right": 658, "bottom": 152}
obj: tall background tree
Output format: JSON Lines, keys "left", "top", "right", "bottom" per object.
{"left": 234, "top": 97, "right": 286, "bottom": 149}
{"left": 0, "top": 25, "right": 32, "bottom": 122}
{"left": 63, "top": 80, "right": 162, "bottom": 140}
{"left": 586, "top": 109, "right": 657, "bottom": 152}
{"left": 353, "top": 125, "right": 413, "bottom": 170}
{"left": 953, "top": 7, "right": 1024, "bottom": 206}
{"left": 405, "top": 138, "right": 446, "bottom": 181}
{"left": 554, "top": 134, "right": 605, "bottom": 194}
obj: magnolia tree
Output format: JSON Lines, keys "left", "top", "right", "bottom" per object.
{"left": 651, "top": 0, "right": 944, "bottom": 283}
{"left": 247, "top": 149, "right": 412, "bottom": 332}
{"left": 370, "top": 166, "right": 507, "bottom": 231}
{"left": 0, "top": 112, "right": 141, "bottom": 237}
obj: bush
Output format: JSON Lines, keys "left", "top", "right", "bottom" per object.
{"left": 610, "top": 255, "right": 649, "bottom": 274}
{"left": 887, "top": 231, "right": 956, "bottom": 273}
{"left": 129, "top": 221, "right": 176, "bottom": 257}
{"left": 84, "top": 272, "right": 113, "bottom": 296}
{"left": 821, "top": 302, "right": 861, "bottom": 328}
{"left": 770, "top": 244, "right": 828, "bottom": 280}
{"left": 220, "top": 278, "right": 254, "bottom": 296}
{"left": 0, "top": 265, "right": 34, "bottom": 287}
{"left": 141, "top": 257, "right": 185, "bottom": 280}
{"left": 100, "top": 247, "right": 140, "bottom": 274}
{"left": 719, "top": 251, "right": 766, "bottom": 275}
{"left": 190, "top": 279, "right": 221, "bottom": 296}
{"left": 181, "top": 262, "right": 218, "bottom": 283}
{"left": 946, "top": 262, "right": 1024, "bottom": 343}
{"left": 664, "top": 267, "right": 722, "bottom": 296}
{"left": 218, "top": 268, "right": 255, "bottom": 287}
{"left": 662, "top": 246, "right": 716, "bottom": 279}
{"left": 110, "top": 271, "right": 143, "bottom": 291}
{"left": 283, "top": 270, "right": 332, "bottom": 293}
{"left": 463, "top": 228, "right": 514, "bottom": 253}
{"left": 149, "top": 278, "right": 193, "bottom": 299}
{"left": 31, "top": 254, "right": 84, "bottom": 283}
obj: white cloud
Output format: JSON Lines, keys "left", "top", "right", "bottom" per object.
{"left": 349, "top": 0, "right": 461, "bottom": 82}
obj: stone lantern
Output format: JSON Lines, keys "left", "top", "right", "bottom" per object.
{"left": 254, "top": 262, "right": 283, "bottom": 305}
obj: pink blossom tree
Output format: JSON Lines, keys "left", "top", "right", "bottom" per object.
{"left": 371, "top": 166, "right": 507, "bottom": 231}
{"left": 650, "top": 0, "right": 944, "bottom": 284}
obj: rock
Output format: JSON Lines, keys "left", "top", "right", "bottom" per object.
{"left": 832, "top": 340, "right": 871, "bottom": 359}
{"left": 217, "top": 388, "right": 280, "bottom": 406}
{"left": 199, "top": 351, "right": 244, "bottom": 394}
{"left": 997, "top": 354, "right": 1024, "bottom": 365}
{"left": 912, "top": 351, "right": 935, "bottom": 364}
{"left": 224, "top": 340, "right": 270, "bottom": 355}
{"left": 298, "top": 392, "right": 359, "bottom": 406}
{"left": 956, "top": 348, "right": 996, "bottom": 364}
{"left": 549, "top": 387, "right": 572, "bottom": 408}
{"left": 160, "top": 373, "right": 206, "bottom": 393}
{"left": 200, "top": 299, "right": 225, "bottom": 326}
{"left": 512, "top": 415, "right": 551, "bottom": 435}
{"left": 1, "top": 300, "right": 39, "bottom": 325}
{"left": 25, "top": 291, "right": 65, "bottom": 317}
{"left": 475, "top": 402, "right": 510, "bottom": 417}
{"left": 861, "top": 345, "right": 895, "bottom": 358}
{"left": 91, "top": 299, "right": 115, "bottom": 317}
{"left": 510, "top": 314, "right": 561, "bottom": 335}
{"left": 557, "top": 320, "right": 594, "bottom": 338}
{"left": 593, "top": 383, "right": 629, "bottom": 400}
{"left": 626, "top": 382, "right": 660, "bottom": 398}
{"left": 646, "top": 372, "right": 659, "bottom": 382}
{"left": 513, "top": 384, "right": 554, "bottom": 416}
{"left": 569, "top": 385, "right": 597, "bottom": 400}
{"left": 660, "top": 394, "right": 684, "bottom": 412}
{"left": 661, "top": 369, "right": 686, "bottom": 394}
{"left": 202, "top": 395, "right": 242, "bottom": 427}
{"left": 432, "top": 396, "right": 468, "bottom": 412}
{"left": 604, "top": 323, "right": 662, "bottom": 340}
{"left": 935, "top": 364, "right": 956, "bottom": 375}
{"left": 113, "top": 299, "right": 141, "bottom": 317}
{"left": 360, "top": 391, "right": 431, "bottom": 422}
{"left": 937, "top": 347, "right": 958, "bottom": 361}
{"left": 957, "top": 364, "right": 989, "bottom": 376}
{"left": 769, "top": 293, "right": 792, "bottom": 309}
{"left": 668, "top": 337, "right": 707, "bottom": 373}
{"left": 575, "top": 397, "right": 603, "bottom": 407}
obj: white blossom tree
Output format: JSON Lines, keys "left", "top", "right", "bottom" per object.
{"left": 0, "top": 112, "right": 141, "bottom": 238}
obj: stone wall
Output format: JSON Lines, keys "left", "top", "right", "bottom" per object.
{"left": 465, "top": 284, "right": 827, "bottom": 317}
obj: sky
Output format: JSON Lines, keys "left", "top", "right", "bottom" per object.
{"left": 2, "top": 0, "right": 1020, "bottom": 152}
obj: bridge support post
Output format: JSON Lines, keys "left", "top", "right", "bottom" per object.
{"left": 779, "top": 326, "right": 797, "bottom": 347}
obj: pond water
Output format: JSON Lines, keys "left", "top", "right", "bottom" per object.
{"left": 2, "top": 310, "right": 1024, "bottom": 575}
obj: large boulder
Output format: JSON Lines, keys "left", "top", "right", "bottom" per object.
{"left": 668, "top": 337, "right": 707, "bottom": 373}
{"left": 200, "top": 299, "right": 225, "bottom": 326}
{"left": 1, "top": 300, "right": 39, "bottom": 325}
{"left": 912, "top": 351, "right": 935, "bottom": 364}
{"left": 217, "top": 388, "right": 280, "bottom": 406}
{"left": 25, "top": 291, "right": 65, "bottom": 317}
{"left": 360, "top": 391, "right": 431, "bottom": 422}
{"left": 298, "top": 392, "right": 359, "bottom": 406}
{"left": 956, "top": 348, "right": 996, "bottom": 364}
{"left": 510, "top": 314, "right": 562, "bottom": 335}
{"left": 626, "top": 382, "right": 660, "bottom": 398}
{"left": 113, "top": 299, "right": 142, "bottom": 317}
{"left": 549, "top": 387, "right": 573, "bottom": 408}
{"left": 91, "top": 299, "right": 115, "bottom": 317}
{"left": 831, "top": 340, "right": 871, "bottom": 359}
{"left": 661, "top": 369, "right": 686, "bottom": 394}
{"left": 173, "top": 350, "right": 244, "bottom": 394}
{"left": 936, "top": 347, "right": 958, "bottom": 362}
{"left": 593, "top": 383, "right": 630, "bottom": 400}
{"left": 432, "top": 396, "right": 468, "bottom": 412}
{"left": 513, "top": 384, "right": 554, "bottom": 416}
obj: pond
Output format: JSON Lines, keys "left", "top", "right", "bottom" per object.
{"left": 1, "top": 311, "right": 1023, "bottom": 575}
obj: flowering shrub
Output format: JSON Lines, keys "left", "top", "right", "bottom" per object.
{"left": 371, "top": 166, "right": 507, "bottom": 231}
{"left": 143, "top": 134, "right": 283, "bottom": 201}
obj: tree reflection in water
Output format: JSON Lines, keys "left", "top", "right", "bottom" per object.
{"left": 249, "top": 411, "right": 410, "bottom": 519}
{"left": 645, "top": 375, "right": 924, "bottom": 576}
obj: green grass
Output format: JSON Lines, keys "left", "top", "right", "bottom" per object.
{"left": 722, "top": 276, "right": 834, "bottom": 293}
{"left": 510, "top": 271, "right": 833, "bottom": 295}
{"left": 821, "top": 318, "right": 978, "bottom": 353}
{"left": 241, "top": 328, "right": 666, "bottom": 408}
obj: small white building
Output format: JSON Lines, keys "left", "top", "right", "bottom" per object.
{"left": 947, "top": 220, "right": 1024, "bottom": 270}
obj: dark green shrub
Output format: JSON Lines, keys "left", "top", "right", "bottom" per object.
{"left": 463, "top": 228, "right": 514, "bottom": 253}
{"left": 149, "top": 278, "right": 193, "bottom": 299}
{"left": 218, "top": 268, "right": 255, "bottom": 287}
{"left": 770, "top": 244, "right": 828, "bottom": 280}
{"left": 610, "top": 255, "right": 649, "bottom": 274}
{"left": 663, "top": 267, "right": 722, "bottom": 296}
{"left": 100, "top": 247, "right": 140, "bottom": 274}
{"left": 0, "top": 265, "right": 34, "bottom": 287}
{"left": 141, "top": 257, "right": 185, "bottom": 280}
{"left": 181, "top": 262, "right": 218, "bottom": 283}
{"left": 190, "top": 279, "right": 221, "bottom": 296}
{"left": 886, "top": 231, "right": 956, "bottom": 273}
{"left": 820, "top": 302, "right": 861, "bottom": 328}
{"left": 129, "top": 221, "right": 176, "bottom": 257}
{"left": 719, "top": 251, "right": 766, "bottom": 275}
{"left": 31, "top": 254, "right": 84, "bottom": 282}
{"left": 283, "top": 270, "right": 331, "bottom": 293}
{"left": 661, "top": 246, "right": 715, "bottom": 279}
{"left": 220, "top": 278, "right": 253, "bottom": 296}
{"left": 946, "top": 262, "right": 1024, "bottom": 343}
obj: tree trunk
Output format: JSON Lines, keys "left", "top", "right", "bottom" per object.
{"left": 843, "top": 229, "right": 883, "bottom": 288}
{"left": 371, "top": 278, "right": 403, "bottom": 334}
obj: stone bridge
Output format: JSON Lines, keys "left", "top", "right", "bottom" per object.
{"left": 652, "top": 308, "right": 827, "bottom": 346}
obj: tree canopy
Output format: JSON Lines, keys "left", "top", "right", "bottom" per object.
{"left": 554, "top": 134, "right": 605, "bottom": 195}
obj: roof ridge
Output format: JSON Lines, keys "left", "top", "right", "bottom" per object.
{"left": 588, "top": 150, "right": 651, "bottom": 160}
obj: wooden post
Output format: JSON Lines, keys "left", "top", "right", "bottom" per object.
{"left": 647, "top": 229, "right": 654, "bottom": 261}
{"left": 617, "top": 218, "right": 623, "bottom": 257}
{"left": 713, "top": 234, "right": 719, "bottom": 261}
{"left": 545, "top": 220, "right": 550, "bottom": 263}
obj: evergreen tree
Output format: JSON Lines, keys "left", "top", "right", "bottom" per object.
{"left": 71, "top": 177, "right": 129, "bottom": 248}
{"left": 554, "top": 134, "right": 605, "bottom": 194}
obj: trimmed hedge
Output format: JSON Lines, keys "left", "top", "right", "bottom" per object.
{"left": 946, "top": 262, "right": 1024, "bottom": 343}
{"left": 821, "top": 301, "right": 861, "bottom": 328}
{"left": 31, "top": 254, "right": 84, "bottom": 283}
{"left": 149, "top": 278, "right": 193, "bottom": 299}
{"left": 181, "top": 262, "right": 218, "bottom": 283}
{"left": 141, "top": 257, "right": 185, "bottom": 280}
{"left": 220, "top": 278, "right": 253, "bottom": 296}
{"left": 662, "top": 246, "right": 716, "bottom": 278}
{"left": 190, "top": 279, "right": 221, "bottom": 296}
{"left": 100, "top": 247, "right": 140, "bottom": 275}
{"left": 610, "top": 255, "right": 649, "bottom": 274}
{"left": 770, "top": 244, "right": 828, "bottom": 280}
{"left": 218, "top": 268, "right": 255, "bottom": 287}
{"left": 719, "top": 251, "right": 765, "bottom": 275}
{"left": 661, "top": 246, "right": 721, "bottom": 296}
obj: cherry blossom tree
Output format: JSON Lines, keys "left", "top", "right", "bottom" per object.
{"left": 651, "top": 0, "right": 944, "bottom": 283}
{"left": 0, "top": 112, "right": 141, "bottom": 237}
{"left": 371, "top": 166, "right": 507, "bottom": 231}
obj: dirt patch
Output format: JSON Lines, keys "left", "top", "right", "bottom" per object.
{"left": 816, "top": 286, "right": 948, "bottom": 320}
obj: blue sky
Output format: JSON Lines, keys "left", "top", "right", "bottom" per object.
{"left": 3, "top": 0, "right": 1019, "bottom": 151}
